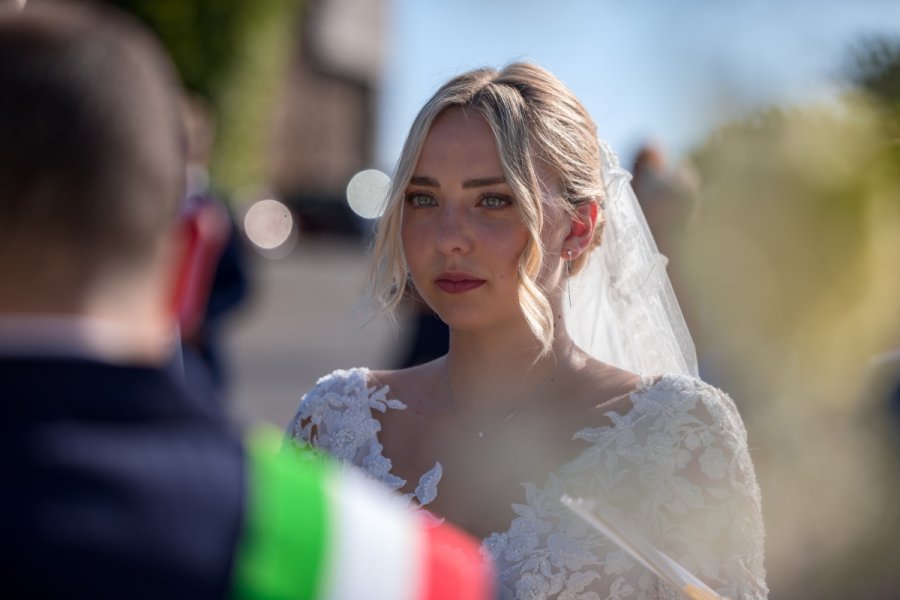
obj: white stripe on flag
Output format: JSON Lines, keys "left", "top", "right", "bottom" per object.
{"left": 321, "top": 466, "right": 424, "bottom": 600}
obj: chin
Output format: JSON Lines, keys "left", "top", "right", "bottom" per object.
{"left": 429, "top": 307, "right": 489, "bottom": 332}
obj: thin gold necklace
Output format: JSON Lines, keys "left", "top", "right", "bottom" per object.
{"left": 445, "top": 347, "right": 572, "bottom": 438}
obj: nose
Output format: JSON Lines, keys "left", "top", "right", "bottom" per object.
{"left": 434, "top": 204, "right": 471, "bottom": 255}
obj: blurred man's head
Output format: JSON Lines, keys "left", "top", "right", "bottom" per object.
{"left": 0, "top": 1, "right": 187, "bottom": 347}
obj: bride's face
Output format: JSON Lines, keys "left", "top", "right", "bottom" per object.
{"left": 401, "top": 107, "right": 533, "bottom": 332}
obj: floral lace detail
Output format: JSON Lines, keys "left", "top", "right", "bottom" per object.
{"left": 287, "top": 368, "right": 442, "bottom": 509}
{"left": 288, "top": 370, "right": 767, "bottom": 600}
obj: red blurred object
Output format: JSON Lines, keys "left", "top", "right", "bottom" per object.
{"left": 419, "top": 515, "right": 496, "bottom": 600}
{"left": 175, "top": 195, "right": 231, "bottom": 338}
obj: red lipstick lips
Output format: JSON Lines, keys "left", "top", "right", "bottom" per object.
{"left": 435, "top": 272, "right": 485, "bottom": 294}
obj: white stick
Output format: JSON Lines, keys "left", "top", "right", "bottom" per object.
{"left": 560, "top": 494, "right": 726, "bottom": 600}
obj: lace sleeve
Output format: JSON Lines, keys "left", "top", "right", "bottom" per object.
{"left": 572, "top": 375, "right": 766, "bottom": 599}
{"left": 486, "top": 375, "right": 767, "bottom": 600}
{"left": 286, "top": 368, "right": 403, "bottom": 463}
{"left": 285, "top": 368, "right": 419, "bottom": 495}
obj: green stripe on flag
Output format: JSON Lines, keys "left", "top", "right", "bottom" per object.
{"left": 230, "top": 428, "right": 331, "bottom": 600}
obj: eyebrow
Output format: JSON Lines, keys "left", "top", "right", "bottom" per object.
{"left": 408, "top": 175, "right": 506, "bottom": 189}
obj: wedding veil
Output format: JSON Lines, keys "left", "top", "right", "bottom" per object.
{"left": 563, "top": 141, "right": 698, "bottom": 378}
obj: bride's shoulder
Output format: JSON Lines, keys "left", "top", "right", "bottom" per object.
{"left": 296, "top": 359, "right": 440, "bottom": 417}
{"left": 296, "top": 366, "right": 406, "bottom": 421}
{"left": 300, "top": 367, "right": 372, "bottom": 403}
{"left": 369, "top": 358, "right": 443, "bottom": 413}
{"left": 289, "top": 366, "right": 407, "bottom": 449}
{"left": 576, "top": 370, "right": 753, "bottom": 465}
{"left": 568, "top": 358, "right": 641, "bottom": 418}
{"left": 634, "top": 372, "right": 746, "bottom": 427}
{"left": 583, "top": 360, "right": 734, "bottom": 409}
{"left": 575, "top": 361, "right": 746, "bottom": 434}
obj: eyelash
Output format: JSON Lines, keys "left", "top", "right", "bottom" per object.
{"left": 404, "top": 192, "right": 436, "bottom": 208}
{"left": 403, "top": 192, "right": 513, "bottom": 210}
{"left": 478, "top": 193, "right": 513, "bottom": 209}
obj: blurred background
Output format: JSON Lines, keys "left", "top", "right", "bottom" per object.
{"left": 102, "top": 0, "right": 900, "bottom": 598}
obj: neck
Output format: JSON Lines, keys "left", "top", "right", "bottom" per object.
{"left": 0, "top": 282, "right": 176, "bottom": 366}
{"left": 0, "top": 312, "right": 177, "bottom": 365}
{"left": 444, "top": 317, "right": 575, "bottom": 417}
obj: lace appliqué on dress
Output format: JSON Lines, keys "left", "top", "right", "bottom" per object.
{"left": 288, "top": 370, "right": 766, "bottom": 600}
{"left": 484, "top": 374, "right": 767, "bottom": 600}
{"left": 288, "top": 367, "right": 443, "bottom": 510}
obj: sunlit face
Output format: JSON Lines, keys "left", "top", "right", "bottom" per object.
{"left": 401, "top": 107, "right": 557, "bottom": 333}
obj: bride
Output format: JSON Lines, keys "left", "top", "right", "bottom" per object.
{"left": 287, "top": 63, "right": 766, "bottom": 599}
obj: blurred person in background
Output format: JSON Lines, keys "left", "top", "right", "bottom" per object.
{"left": 630, "top": 145, "right": 699, "bottom": 339}
{"left": 179, "top": 93, "right": 251, "bottom": 396}
{"left": 863, "top": 348, "right": 900, "bottom": 445}
{"left": 0, "top": 2, "right": 494, "bottom": 598}
{"left": 288, "top": 63, "right": 767, "bottom": 599}
{"left": 394, "top": 288, "right": 449, "bottom": 368}
{"left": 628, "top": 143, "right": 730, "bottom": 388}
{"left": 630, "top": 143, "right": 699, "bottom": 266}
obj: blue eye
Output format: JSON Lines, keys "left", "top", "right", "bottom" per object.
{"left": 406, "top": 193, "right": 436, "bottom": 208}
{"left": 480, "top": 194, "right": 512, "bottom": 209}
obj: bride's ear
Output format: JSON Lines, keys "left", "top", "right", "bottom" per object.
{"left": 563, "top": 201, "right": 598, "bottom": 258}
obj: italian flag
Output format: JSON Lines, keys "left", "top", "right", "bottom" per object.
{"left": 231, "top": 430, "right": 495, "bottom": 600}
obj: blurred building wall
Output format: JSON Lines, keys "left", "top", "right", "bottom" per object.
{"left": 272, "top": 0, "right": 385, "bottom": 220}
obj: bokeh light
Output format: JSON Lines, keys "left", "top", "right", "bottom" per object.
{"left": 242, "top": 198, "right": 296, "bottom": 258}
{"left": 346, "top": 168, "right": 390, "bottom": 219}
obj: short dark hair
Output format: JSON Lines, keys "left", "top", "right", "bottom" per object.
{"left": 0, "top": 0, "right": 184, "bottom": 284}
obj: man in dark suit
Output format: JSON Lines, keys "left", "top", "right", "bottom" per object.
{"left": 0, "top": 3, "right": 492, "bottom": 598}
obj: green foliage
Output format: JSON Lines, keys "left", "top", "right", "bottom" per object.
{"left": 684, "top": 38, "right": 900, "bottom": 369}
{"left": 682, "top": 42, "right": 900, "bottom": 600}
{"left": 687, "top": 103, "right": 894, "bottom": 356}
{"left": 210, "top": 0, "right": 298, "bottom": 194}
{"left": 104, "top": 0, "right": 259, "bottom": 101}
{"left": 106, "top": 0, "right": 301, "bottom": 195}
{"left": 846, "top": 35, "right": 900, "bottom": 109}
{"left": 845, "top": 35, "right": 900, "bottom": 163}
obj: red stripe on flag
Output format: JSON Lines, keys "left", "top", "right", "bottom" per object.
{"left": 417, "top": 515, "right": 495, "bottom": 600}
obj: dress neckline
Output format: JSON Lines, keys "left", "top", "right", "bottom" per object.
{"left": 363, "top": 366, "right": 661, "bottom": 435}
{"left": 352, "top": 367, "right": 674, "bottom": 539}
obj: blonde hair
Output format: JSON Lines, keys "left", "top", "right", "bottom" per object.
{"left": 368, "top": 62, "right": 605, "bottom": 354}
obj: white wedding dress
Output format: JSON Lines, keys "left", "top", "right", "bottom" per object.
{"left": 287, "top": 368, "right": 767, "bottom": 600}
